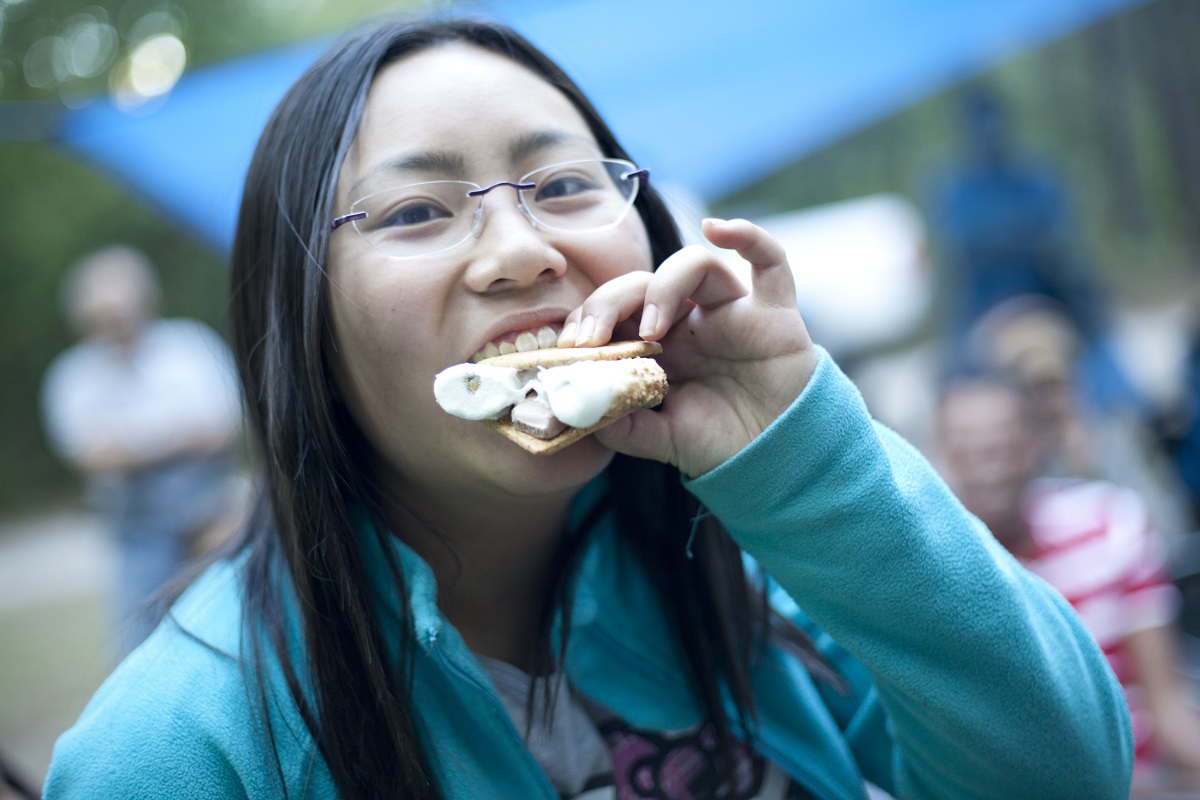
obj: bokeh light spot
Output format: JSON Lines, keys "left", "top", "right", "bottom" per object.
{"left": 127, "top": 33, "right": 186, "bottom": 98}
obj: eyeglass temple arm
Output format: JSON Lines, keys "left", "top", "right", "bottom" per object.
{"left": 331, "top": 211, "right": 367, "bottom": 231}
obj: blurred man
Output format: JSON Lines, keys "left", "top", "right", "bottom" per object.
{"left": 40, "top": 246, "right": 242, "bottom": 655}
{"left": 936, "top": 373, "right": 1200, "bottom": 792}
{"left": 932, "top": 87, "right": 1109, "bottom": 341}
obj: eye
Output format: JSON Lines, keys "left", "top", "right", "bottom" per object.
{"left": 379, "top": 201, "right": 452, "bottom": 228}
{"left": 534, "top": 175, "right": 598, "bottom": 202}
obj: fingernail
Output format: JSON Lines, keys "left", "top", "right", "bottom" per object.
{"left": 639, "top": 304, "right": 659, "bottom": 338}
{"left": 576, "top": 315, "right": 596, "bottom": 346}
{"left": 558, "top": 319, "right": 578, "bottom": 345}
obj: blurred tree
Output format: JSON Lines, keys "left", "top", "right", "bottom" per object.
{"left": 1088, "top": 12, "right": 1149, "bottom": 235}
{"left": 715, "top": 0, "right": 1199, "bottom": 307}
{"left": 0, "top": 0, "right": 426, "bottom": 103}
{"left": 1137, "top": 0, "right": 1200, "bottom": 262}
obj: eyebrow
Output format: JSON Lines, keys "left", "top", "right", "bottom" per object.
{"left": 348, "top": 150, "right": 468, "bottom": 197}
{"left": 348, "top": 130, "right": 601, "bottom": 197}
{"left": 507, "top": 129, "right": 598, "bottom": 164}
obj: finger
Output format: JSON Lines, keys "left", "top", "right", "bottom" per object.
{"left": 638, "top": 245, "right": 748, "bottom": 340}
{"left": 558, "top": 305, "right": 585, "bottom": 347}
{"left": 701, "top": 218, "right": 797, "bottom": 309}
{"left": 558, "top": 271, "right": 653, "bottom": 347}
{"left": 592, "top": 408, "right": 676, "bottom": 466}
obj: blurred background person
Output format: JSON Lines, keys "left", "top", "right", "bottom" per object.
{"left": 1167, "top": 324, "right": 1200, "bottom": 527}
{"left": 1155, "top": 299, "right": 1200, "bottom": 648}
{"left": 936, "top": 371, "right": 1200, "bottom": 793}
{"left": 39, "top": 245, "right": 243, "bottom": 656}
{"left": 963, "top": 295, "right": 1195, "bottom": 560}
{"left": 932, "top": 86, "right": 1111, "bottom": 343}
{"left": 928, "top": 88, "right": 1159, "bottom": 449}
{"left": 1154, "top": 287, "right": 1200, "bottom": 532}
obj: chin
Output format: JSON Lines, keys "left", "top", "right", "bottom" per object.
{"left": 397, "top": 413, "right": 619, "bottom": 506}
{"left": 501, "top": 435, "right": 616, "bottom": 495}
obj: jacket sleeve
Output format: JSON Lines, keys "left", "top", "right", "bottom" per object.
{"left": 41, "top": 564, "right": 325, "bottom": 800}
{"left": 41, "top": 638, "right": 252, "bottom": 800}
{"left": 684, "top": 348, "right": 1133, "bottom": 800}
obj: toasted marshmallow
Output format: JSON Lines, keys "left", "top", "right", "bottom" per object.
{"left": 529, "top": 360, "right": 634, "bottom": 428}
{"left": 432, "top": 363, "right": 529, "bottom": 421}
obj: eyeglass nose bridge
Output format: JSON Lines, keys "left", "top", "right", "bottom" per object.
{"left": 465, "top": 180, "right": 537, "bottom": 198}
{"left": 465, "top": 180, "right": 540, "bottom": 237}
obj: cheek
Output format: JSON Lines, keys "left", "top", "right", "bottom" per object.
{"left": 327, "top": 297, "right": 398, "bottom": 438}
{"left": 575, "top": 216, "right": 655, "bottom": 285}
{"left": 331, "top": 278, "right": 397, "bottom": 367}
{"left": 621, "top": 215, "right": 655, "bottom": 271}
{"left": 327, "top": 286, "right": 459, "bottom": 478}
{"left": 325, "top": 263, "right": 441, "bottom": 417}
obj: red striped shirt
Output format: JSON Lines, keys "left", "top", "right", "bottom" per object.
{"left": 1018, "top": 478, "right": 1180, "bottom": 761}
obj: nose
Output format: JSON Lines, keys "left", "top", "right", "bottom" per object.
{"left": 462, "top": 186, "right": 567, "bottom": 293}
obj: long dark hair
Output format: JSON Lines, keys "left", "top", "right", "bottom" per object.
{"left": 227, "top": 15, "right": 832, "bottom": 799}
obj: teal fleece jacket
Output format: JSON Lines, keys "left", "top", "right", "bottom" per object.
{"left": 44, "top": 350, "right": 1132, "bottom": 799}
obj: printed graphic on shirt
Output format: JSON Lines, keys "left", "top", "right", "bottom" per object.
{"left": 565, "top": 719, "right": 814, "bottom": 800}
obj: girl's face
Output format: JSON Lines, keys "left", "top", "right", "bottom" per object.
{"left": 326, "top": 43, "right": 653, "bottom": 511}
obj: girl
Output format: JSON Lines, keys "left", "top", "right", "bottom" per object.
{"left": 45, "top": 16, "right": 1131, "bottom": 800}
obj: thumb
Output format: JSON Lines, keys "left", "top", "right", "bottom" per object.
{"left": 591, "top": 408, "right": 676, "bottom": 467}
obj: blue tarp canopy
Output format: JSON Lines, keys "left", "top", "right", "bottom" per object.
{"left": 52, "top": 0, "right": 1149, "bottom": 252}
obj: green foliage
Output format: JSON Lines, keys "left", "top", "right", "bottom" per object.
{"left": 0, "top": 0, "right": 423, "bottom": 102}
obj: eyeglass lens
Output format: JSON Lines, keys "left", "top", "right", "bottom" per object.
{"left": 348, "top": 159, "right": 641, "bottom": 259}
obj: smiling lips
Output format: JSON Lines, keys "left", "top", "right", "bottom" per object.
{"left": 471, "top": 325, "right": 561, "bottom": 363}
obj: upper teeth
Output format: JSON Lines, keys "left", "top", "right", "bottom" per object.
{"left": 472, "top": 325, "right": 559, "bottom": 362}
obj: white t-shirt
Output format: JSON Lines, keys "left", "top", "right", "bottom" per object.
{"left": 41, "top": 318, "right": 241, "bottom": 462}
{"left": 479, "top": 656, "right": 807, "bottom": 799}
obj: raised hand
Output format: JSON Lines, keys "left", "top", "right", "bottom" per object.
{"left": 559, "top": 218, "right": 817, "bottom": 477}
